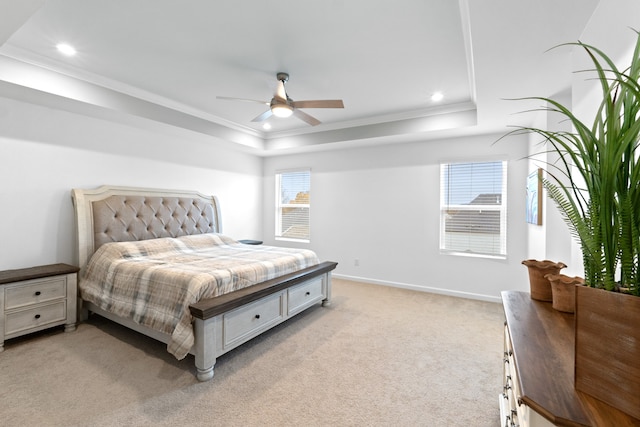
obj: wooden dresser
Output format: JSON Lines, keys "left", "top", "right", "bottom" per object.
{"left": 0, "top": 263, "right": 79, "bottom": 351}
{"left": 500, "top": 291, "right": 640, "bottom": 427}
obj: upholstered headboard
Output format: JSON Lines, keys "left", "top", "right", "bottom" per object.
{"left": 72, "top": 185, "right": 222, "bottom": 272}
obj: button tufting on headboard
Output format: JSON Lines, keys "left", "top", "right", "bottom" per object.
{"left": 72, "top": 186, "right": 223, "bottom": 273}
{"left": 91, "top": 195, "right": 218, "bottom": 249}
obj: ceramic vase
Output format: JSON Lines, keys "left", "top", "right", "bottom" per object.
{"left": 521, "top": 259, "right": 567, "bottom": 301}
{"left": 545, "top": 273, "right": 584, "bottom": 313}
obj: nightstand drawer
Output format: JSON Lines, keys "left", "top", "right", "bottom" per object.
{"left": 5, "top": 277, "right": 67, "bottom": 310}
{"left": 5, "top": 300, "right": 67, "bottom": 336}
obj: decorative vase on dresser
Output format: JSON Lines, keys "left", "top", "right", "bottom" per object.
{"left": 521, "top": 259, "right": 566, "bottom": 301}
{"left": 545, "top": 273, "right": 584, "bottom": 313}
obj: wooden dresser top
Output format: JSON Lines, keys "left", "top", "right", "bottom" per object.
{"left": 502, "top": 291, "right": 640, "bottom": 427}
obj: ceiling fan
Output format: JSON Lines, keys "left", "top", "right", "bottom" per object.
{"left": 217, "top": 72, "right": 344, "bottom": 126}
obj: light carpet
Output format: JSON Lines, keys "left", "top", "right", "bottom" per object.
{"left": 0, "top": 279, "right": 504, "bottom": 426}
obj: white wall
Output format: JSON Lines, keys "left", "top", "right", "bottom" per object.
{"left": 541, "top": 96, "right": 575, "bottom": 267}
{"left": 525, "top": 109, "right": 548, "bottom": 259}
{"left": 574, "top": 0, "right": 640, "bottom": 124}
{"left": 525, "top": 90, "right": 574, "bottom": 269}
{"left": 0, "top": 96, "right": 263, "bottom": 270}
{"left": 263, "top": 133, "right": 530, "bottom": 301}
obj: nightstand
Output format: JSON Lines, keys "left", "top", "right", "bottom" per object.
{"left": 0, "top": 263, "right": 80, "bottom": 351}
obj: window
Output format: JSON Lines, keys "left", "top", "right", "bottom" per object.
{"left": 439, "top": 161, "right": 507, "bottom": 257}
{"left": 276, "top": 169, "right": 311, "bottom": 241}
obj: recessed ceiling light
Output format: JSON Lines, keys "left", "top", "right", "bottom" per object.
{"left": 431, "top": 92, "right": 444, "bottom": 102}
{"left": 56, "top": 43, "right": 77, "bottom": 56}
{"left": 262, "top": 123, "right": 271, "bottom": 130}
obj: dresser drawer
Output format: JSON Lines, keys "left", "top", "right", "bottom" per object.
{"left": 5, "top": 277, "right": 67, "bottom": 310}
{"left": 288, "top": 277, "right": 324, "bottom": 315}
{"left": 5, "top": 300, "right": 67, "bottom": 336}
{"left": 223, "top": 292, "right": 284, "bottom": 348}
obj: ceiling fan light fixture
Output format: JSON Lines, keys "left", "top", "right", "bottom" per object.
{"left": 271, "top": 103, "right": 293, "bottom": 118}
{"left": 220, "top": 72, "right": 343, "bottom": 126}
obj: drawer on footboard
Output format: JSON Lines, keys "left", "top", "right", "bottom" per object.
{"left": 223, "top": 292, "right": 285, "bottom": 349}
{"left": 287, "top": 277, "right": 324, "bottom": 316}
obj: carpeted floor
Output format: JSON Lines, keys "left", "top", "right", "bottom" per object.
{"left": 0, "top": 279, "right": 504, "bottom": 426}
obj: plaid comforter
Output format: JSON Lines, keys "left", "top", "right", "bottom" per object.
{"left": 80, "top": 233, "right": 319, "bottom": 359}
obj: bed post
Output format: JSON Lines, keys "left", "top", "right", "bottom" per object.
{"left": 322, "top": 272, "right": 332, "bottom": 307}
{"left": 193, "top": 317, "right": 217, "bottom": 381}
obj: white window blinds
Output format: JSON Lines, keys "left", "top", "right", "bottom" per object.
{"left": 439, "top": 161, "right": 507, "bottom": 257}
{"left": 276, "top": 169, "right": 311, "bottom": 241}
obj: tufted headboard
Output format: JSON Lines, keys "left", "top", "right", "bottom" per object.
{"left": 72, "top": 185, "right": 222, "bottom": 273}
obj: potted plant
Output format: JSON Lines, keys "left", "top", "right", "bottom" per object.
{"left": 503, "top": 30, "right": 640, "bottom": 419}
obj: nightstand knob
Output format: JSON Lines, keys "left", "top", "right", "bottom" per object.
{"left": 305, "top": 291, "right": 311, "bottom": 296}
{"left": 34, "top": 314, "right": 41, "bottom": 319}
{"left": 35, "top": 291, "right": 41, "bottom": 296}
{"left": 255, "top": 314, "right": 260, "bottom": 319}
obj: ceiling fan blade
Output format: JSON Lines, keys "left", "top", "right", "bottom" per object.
{"left": 216, "top": 96, "right": 268, "bottom": 105}
{"left": 290, "top": 100, "right": 344, "bottom": 109}
{"left": 293, "top": 109, "right": 321, "bottom": 126}
{"left": 251, "top": 109, "right": 273, "bottom": 122}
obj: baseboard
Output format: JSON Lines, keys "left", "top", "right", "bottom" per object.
{"left": 333, "top": 273, "right": 502, "bottom": 303}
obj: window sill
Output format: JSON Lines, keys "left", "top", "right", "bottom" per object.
{"left": 276, "top": 237, "right": 310, "bottom": 244}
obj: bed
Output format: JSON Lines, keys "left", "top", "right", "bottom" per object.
{"left": 71, "top": 185, "right": 337, "bottom": 381}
